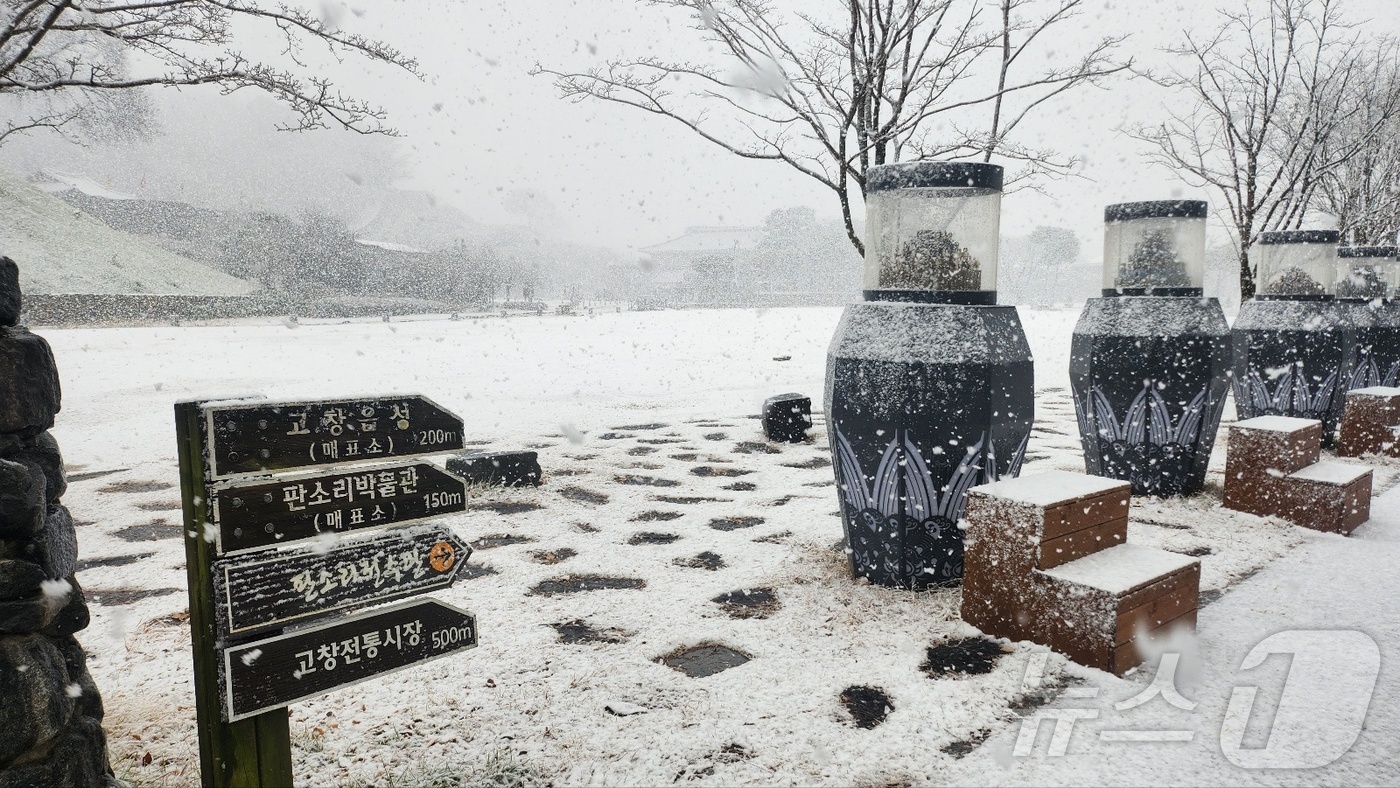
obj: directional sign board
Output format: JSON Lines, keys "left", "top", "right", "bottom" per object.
{"left": 203, "top": 395, "right": 465, "bottom": 480}
{"left": 222, "top": 598, "right": 477, "bottom": 722}
{"left": 214, "top": 524, "right": 470, "bottom": 636}
{"left": 211, "top": 462, "right": 468, "bottom": 555}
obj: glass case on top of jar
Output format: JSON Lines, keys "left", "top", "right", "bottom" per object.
{"left": 1255, "top": 230, "right": 1341, "bottom": 298}
{"left": 862, "top": 161, "right": 1002, "bottom": 304}
{"left": 1335, "top": 246, "right": 1399, "bottom": 300}
{"left": 1101, "top": 200, "right": 1207, "bottom": 296}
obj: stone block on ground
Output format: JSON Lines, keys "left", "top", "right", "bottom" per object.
{"left": 0, "top": 328, "right": 61, "bottom": 437}
{"left": 0, "top": 258, "right": 18, "bottom": 328}
{"left": 1338, "top": 386, "right": 1400, "bottom": 458}
{"left": 962, "top": 470, "right": 1199, "bottom": 675}
{"left": 447, "top": 450, "right": 542, "bottom": 487}
{"left": 762, "top": 393, "right": 812, "bottom": 443}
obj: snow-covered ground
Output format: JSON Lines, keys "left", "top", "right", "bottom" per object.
{"left": 43, "top": 306, "right": 1400, "bottom": 786}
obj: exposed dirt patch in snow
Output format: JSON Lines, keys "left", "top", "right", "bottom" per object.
{"left": 709, "top": 516, "right": 765, "bottom": 531}
{"left": 628, "top": 532, "right": 680, "bottom": 546}
{"left": 471, "top": 534, "right": 534, "bottom": 550}
{"left": 98, "top": 480, "right": 172, "bottom": 494}
{"left": 712, "top": 587, "right": 780, "bottom": 619}
{"left": 531, "top": 575, "right": 647, "bottom": 596}
{"left": 840, "top": 685, "right": 894, "bottom": 729}
{"left": 530, "top": 548, "right": 577, "bottom": 565}
{"left": 559, "top": 485, "right": 609, "bottom": 504}
{"left": 674, "top": 552, "right": 726, "bottom": 571}
{"left": 112, "top": 521, "right": 180, "bottom": 542}
{"left": 920, "top": 637, "right": 1011, "bottom": 677}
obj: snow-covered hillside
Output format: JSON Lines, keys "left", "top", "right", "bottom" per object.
{"left": 0, "top": 168, "right": 254, "bottom": 296}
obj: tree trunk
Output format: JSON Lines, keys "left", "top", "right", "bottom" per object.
{"left": 839, "top": 185, "right": 866, "bottom": 259}
{"left": 1238, "top": 246, "right": 1255, "bottom": 300}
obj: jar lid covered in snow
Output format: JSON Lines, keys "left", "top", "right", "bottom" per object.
{"left": 1255, "top": 230, "right": 1340, "bottom": 299}
{"left": 863, "top": 161, "right": 1002, "bottom": 304}
{"left": 1335, "top": 246, "right": 1398, "bottom": 301}
{"left": 1101, "top": 200, "right": 1207, "bottom": 296}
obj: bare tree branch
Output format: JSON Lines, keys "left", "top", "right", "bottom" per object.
{"left": 0, "top": 0, "right": 421, "bottom": 144}
{"left": 534, "top": 0, "right": 1130, "bottom": 256}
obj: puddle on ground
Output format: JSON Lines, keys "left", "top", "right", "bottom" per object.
{"left": 660, "top": 644, "right": 751, "bottom": 678}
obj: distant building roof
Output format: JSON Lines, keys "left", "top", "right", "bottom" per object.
{"left": 32, "top": 171, "right": 137, "bottom": 201}
{"left": 641, "top": 225, "right": 763, "bottom": 255}
{"left": 355, "top": 238, "right": 429, "bottom": 254}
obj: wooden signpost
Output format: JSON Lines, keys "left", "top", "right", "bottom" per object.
{"left": 177, "top": 395, "right": 477, "bottom": 788}
{"left": 212, "top": 461, "right": 468, "bottom": 554}
{"left": 223, "top": 599, "right": 477, "bottom": 722}
{"left": 215, "top": 524, "right": 469, "bottom": 635}
{"left": 204, "top": 395, "right": 465, "bottom": 479}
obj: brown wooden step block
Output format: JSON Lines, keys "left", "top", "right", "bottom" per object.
{"left": 1223, "top": 416, "right": 1323, "bottom": 516}
{"left": 1039, "top": 545, "right": 1200, "bottom": 674}
{"left": 1282, "top": 461, "right": 1372, "bottom": 534}
{"left": 1338, "top": 387, "right": 1400, "bottom": 458}
{"left": 962, "top": 471, "right": 1199, "bottom": 676}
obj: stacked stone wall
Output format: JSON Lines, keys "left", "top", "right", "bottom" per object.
{"left": 0, "top": 256, "right": 114, "bottom": 788}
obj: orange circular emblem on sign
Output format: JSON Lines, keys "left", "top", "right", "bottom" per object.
{"left": 428, "top": 541, "right": 457, "bottom": 573}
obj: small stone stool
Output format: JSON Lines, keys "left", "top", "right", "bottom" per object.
{"left": 762, "top": 393, "right": 811, "bottom": 443}
{"left": 1222, "top": 416, "right": 1371, "bottom": 534}
{"left": 962, "top": 470, "right": 1199, "bottom": 675}
{"left": 1338, "top": 386, "right": 1400, "bottom": 457}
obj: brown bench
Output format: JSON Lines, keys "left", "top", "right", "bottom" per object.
{"left": 1338, "top": 386, "right": 1400, "bottom": 457}
{"left": 1222, "top": 416, "right": 1371, "bottom": 534}
{"left": 962, "top": 471, "right": 1199, "bottom": 675}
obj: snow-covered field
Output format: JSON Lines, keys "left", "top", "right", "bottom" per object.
{"left": 43, "top": 306, "right": 1400, "bottom": 786}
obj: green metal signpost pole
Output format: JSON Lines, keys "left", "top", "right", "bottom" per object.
{"left": 177, "top": 401, "right": 293, "bottom": 788}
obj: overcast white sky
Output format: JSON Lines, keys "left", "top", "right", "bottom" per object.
{"left": 350, "top": 0, "right": 1399, "bottom": 254}
{"left": 9, "top": 0, "right": 1400, "bottom": 258}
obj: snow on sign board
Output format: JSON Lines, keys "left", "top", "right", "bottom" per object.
{"left": 201, "top": 395, "right": 466, "bottom": 480}
{"left": 221, "top": 598, "right": 478, "bottom": 723}
{"left": 210, "top": 461, "right": 469, "bottom": 555}
{"left": 213, "top": 523, "right": 471, "bottom": 637}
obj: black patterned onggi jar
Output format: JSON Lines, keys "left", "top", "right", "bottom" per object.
{"left": 1071, "top": 201, "right": 1231, "bottom": 497}
{"left": 826, "top": 161, "right": 1034, "bottom": 589}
